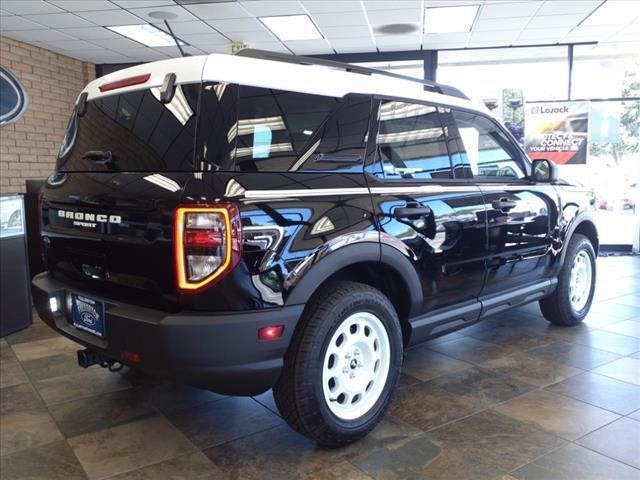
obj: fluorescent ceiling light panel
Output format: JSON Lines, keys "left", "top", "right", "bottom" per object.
{"left": 108, "top": 24, "right": 186, "bottom": 47}
{"left": 260, "top": 15, "right": 323, "bottom": 41}
{"left": 582, "top": 0, "right": 640, "bottom": 26}
{"left": 424, "top": 5, "right": 479, "bottom": 34}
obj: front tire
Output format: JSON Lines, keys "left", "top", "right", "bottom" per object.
{"left": 540, "top": 234, "right": 596, "bottom": 326}
{"left": 274, "top": 281, "right": 403, "bottom": 446}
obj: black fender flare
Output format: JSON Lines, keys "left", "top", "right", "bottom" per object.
{"left": 284, "top": 241, "right": 423, "bottom": 318}
{"left": 560, "top": 210, "right": 599, "bottom": 265}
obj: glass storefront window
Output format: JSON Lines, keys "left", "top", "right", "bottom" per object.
{"left": 354, "top": 60, "right": 424, "bottom": 80}
{"left": 588, "top": 99, "right": 640, "bottom": 246}
{"left": 572, "top": 43, "right": 640, "bottom": 100}
{"left": 438, "top": 46, "right": 569, "bottom": 121}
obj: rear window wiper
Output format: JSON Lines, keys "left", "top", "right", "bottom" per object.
{"left": 82, "top": 150, "right": 117, "bottom": 169}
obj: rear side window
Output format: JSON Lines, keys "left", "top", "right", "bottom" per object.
{"left": 290, "top": 94, "right": 371, "bottom": 172}
{"left": 58, "top": 85, "right": 200, "bottom": 172}
{"left": 233, "top": 86, "right": 339, "bottom": 172}
{"left": 449, "top": 109, "right": 526, "bottom": 180}
{"left": 376, "top": 101, "right": 452, "bottom": 180}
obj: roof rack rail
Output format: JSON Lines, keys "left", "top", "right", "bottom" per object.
{"left": 235, "top": 49, "right": 469, "bottom": 100}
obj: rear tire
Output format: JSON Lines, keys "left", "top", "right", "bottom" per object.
{"left": 274, "top": 281, "right": 403, "bottom": 446}
{"left": 540, "top": 234, "right": 596, "bottom": 326}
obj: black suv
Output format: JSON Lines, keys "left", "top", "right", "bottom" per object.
{"left": 32, "top": 50, "right": 598, "bottom": 446}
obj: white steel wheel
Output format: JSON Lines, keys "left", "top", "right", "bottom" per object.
{"left": 569, "top": 250, "right": 592, "bottom": 311}
{"left": 321, "top": 311, "right": 391, "bottom": 421}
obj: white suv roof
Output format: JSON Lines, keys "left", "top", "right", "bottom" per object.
{"left": 82, "top": 51, "right": 480, "bottom": 113}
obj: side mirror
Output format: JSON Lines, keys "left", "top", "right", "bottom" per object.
{"left": 531, "top": 158, "right": 558, "bottom": 184}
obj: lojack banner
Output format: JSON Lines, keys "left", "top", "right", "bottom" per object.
{"left": 524, "top": 101, "right": 590, "bottom": 165}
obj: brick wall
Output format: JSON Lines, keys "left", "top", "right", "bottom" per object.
{"left": 0, "top": 36, "right": 95, "bottom": 194}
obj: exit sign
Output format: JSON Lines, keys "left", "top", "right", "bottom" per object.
{"left": 230, "top": 42, "right": 250, "bottom": 54}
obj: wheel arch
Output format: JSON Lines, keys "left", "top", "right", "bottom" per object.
{"left": 284, "top": 242, "right": 423, "bottom": 345}
{"left": 562, "top": 212, "right": 599, "bottom": 265}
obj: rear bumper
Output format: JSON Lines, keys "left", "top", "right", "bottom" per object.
{"left": 32, "top": 272, "right": 303, "bottom": 396}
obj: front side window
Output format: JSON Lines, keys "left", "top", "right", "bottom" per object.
{"left": 376, "top": 101, "right": 452, "bottom": 180}
{"left": 233, "top": 86, "right": 339, "bottom": 172}
{"left": 450, "top": 110, "right": 526, "bottom": 180}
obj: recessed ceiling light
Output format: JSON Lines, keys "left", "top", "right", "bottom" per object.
{"left": 375, "top": 23, "right": 420, "bottom": 35}
{"left": 424, "top": 5, "right": 479, "bottom": 34}
{"left": 582, "top": 0, "right": 640, "bottom": 26}
{"left": 259, "top": 14, "right": 323, "bottom": 41}
{"left": 108, "top": 24, "right": 186, "bottom": 48}
{"left": 148, "top": 11, "right": 178, "bottom": 20}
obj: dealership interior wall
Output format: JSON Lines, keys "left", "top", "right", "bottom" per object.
{"left": 1, "top": 1, "right": 640, "bottom": 479}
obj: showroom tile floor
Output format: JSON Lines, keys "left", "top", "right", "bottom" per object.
{"left": 1, "top": 256, "right": 639, "bottom": 480}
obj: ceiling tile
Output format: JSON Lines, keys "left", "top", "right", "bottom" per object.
{"left": 98, "top": 36, "right": 152, "bottom": 50}
{"left": 154, "top": 45, "right": 207, "bottom": 57}
{"left": 423, "top": 40, "right": 469, "bottom": 49}
{"left": 475, "top": 16, "right": 531, "bottom": 31}
{"left": 45, "top": 39, "right": 103, "bottom": 51}
{"left": 467, "top": 39, "right": 517, "bottom": 48}
{"left": 422, "top": 0, "right": 481, "bottom": 6}
{"left": 329, "top": 36, "right": 376, "bottom": 49}
{"left": 512, "top": 37, "right": 561, "bottom": 46}
{"left": 110, "top": 1, "right": 174, "bottom": 8}
{"left": 4, "top": 28, "right": 76, "bottom": 42}
{"left": 129, "top": 5, "right": 199, "bottom": 23}
{"left": 81, "top": 51, "right": 130, "bottom": 63}
{"left": 312, "top": 11, "right": 367, "bottom": 27}
{"left": 1, "top": 1, "right": 63, "bottom": 15}
{"left": 364, "top": 1, "right": 424, "bottom": 10}
{"left": 22, "top": 12, "right": 94, "bottom": 28}
{"left": 48, "top": 1, "right": 119, "bottom": 12}
{"left": 302, "top": 1, "right": 362, "bottom": 14}
{"left": 469, "top": 30, "right": 520, "bottom": 42}
{"left": 480, "top": 2, "right": 541, "bottom": 19}
{"left": 225, "top": 29, "right": 276, "bottom": 43}
{"left": 285, "top": 38, "right": 332, "bottom": 54}
{"left": 245, "top": 41, "right": 290, "bottom": 53}
{"left": 536, "top": 0, "right": 601, "bottom": 16}
{"left": 240, "top": 1, "right": 306, "bottom": 17}
{"left": 207, "top": 17, "right": 265, "bottom": 33}
{"left": 321, "top": 25, "right": 372, "bottom": 39}
{"left": 566, "top": 24, "right": 620, "bottom": 38}
{"left": 528, "top": 14, "right": 586, "bottom": 29}
{"left": 75, "top": 9, "right": 146, "bottom": 26}
{"left": 423, "top": 32, "right": 471, "bottom": 44}
{"left": 180, "top": 32, "right": 229, "bottom": 46}
{"left": 151, "top": 20, "right": 216, "bottom": 36}
{"left": 0, "top": 15, "right": 48, "bottom": 30}
{"left": 122, "top": 47, "right": 170, "bottom": 61}
{"left": 60, "top": 26, "right": 123, "bottom": 40}
{"left": 367, "top": 8, "right": 421, "bottom": 25}
{"left": 182, "top": 2, "right": 250, "bottom": 20}
{"left": 517, "top": 26, "right": 572, "bottom": 40}
{"left": 375, "top": 33, "right": 420, "bottom": 51}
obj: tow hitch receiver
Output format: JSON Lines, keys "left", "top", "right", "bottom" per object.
{"left": 77, "top": 348, "right": 123, "bottom": 372}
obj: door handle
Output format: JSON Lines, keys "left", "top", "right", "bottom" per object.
{"left": 491, "top": 197, "right": 517, "bottom": 212}
{"left": 394, "top": 203, "right": 432, "bottom": 219}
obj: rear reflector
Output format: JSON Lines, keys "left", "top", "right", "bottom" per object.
{"left": 99, "top": 73, "right": 151, "bottom": 92}
{"left": 122, "top": 351, "right": 141, "bottom": 363}
{"left": 174, "top": 204, "right": 242, "bottom": 292}
{"left": 258, "top": 325, "right": 284, "bottom": 341}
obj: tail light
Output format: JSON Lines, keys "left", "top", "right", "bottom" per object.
{"left": 174, "top": 205, "right": 242, "bottom": 292}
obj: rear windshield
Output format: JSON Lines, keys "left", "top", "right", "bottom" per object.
{"left": 57, "top": 84, "right": 200, "bottom": 172}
